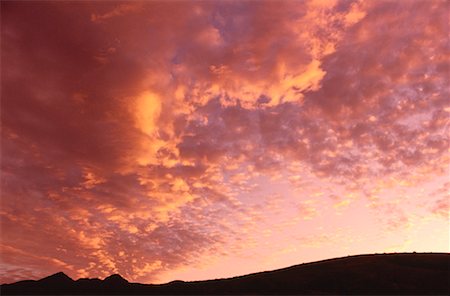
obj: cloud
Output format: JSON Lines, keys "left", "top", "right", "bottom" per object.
{"left": 91, "top": 3, "right": 143, "bottom": 23}
{"left": 1, "top": 0, "right": 448, "bottom": 284}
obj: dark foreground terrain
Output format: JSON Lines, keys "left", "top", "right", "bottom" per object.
{"left": 1, "top": 253, "right": 449, "bottom": 295}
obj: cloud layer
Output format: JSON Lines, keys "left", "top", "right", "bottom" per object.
{"left": 1, "top": 0, "right": 449, "bottom": 283}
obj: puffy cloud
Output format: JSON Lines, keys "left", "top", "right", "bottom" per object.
{"left": 1, "top": 0, "right": 448, "bottom": 284}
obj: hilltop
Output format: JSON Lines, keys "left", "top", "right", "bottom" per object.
{"left": 1, "top": 253, "right": 448, "bottom": 295}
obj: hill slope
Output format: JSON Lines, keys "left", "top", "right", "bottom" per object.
{"left": 1, "top": 253, "right": 449, "bottom": 295}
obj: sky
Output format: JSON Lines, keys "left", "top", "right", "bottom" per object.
{"left": 1, "top": 0, "right": 449, "bottom": 285}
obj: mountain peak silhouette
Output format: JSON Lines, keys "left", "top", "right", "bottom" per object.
{"left": 2, "top": 253, "right": 449, "bottom": 295}
{"left": 39, "top": 272, "right": 73, "bottom": 283}
{"left": 103, "top": 274, "right": 128, "bottom": 284}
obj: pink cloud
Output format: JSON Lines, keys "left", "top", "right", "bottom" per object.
{"left": 1, "top": 0, "right": 448, "bottom": 284}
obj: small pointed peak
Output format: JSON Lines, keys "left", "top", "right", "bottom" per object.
{"left": 104, "top": 274, "right": 128, "bottom": 284}
{"left": 40, "top": 272, "right": 73, "bottom": 282}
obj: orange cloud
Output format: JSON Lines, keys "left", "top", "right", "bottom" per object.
{"left": 1, "top": 0, "right": 449, "bottom": 285}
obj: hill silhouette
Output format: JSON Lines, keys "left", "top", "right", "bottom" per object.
{"left": 1, "top": 253, "right": 449, "bottom": 295}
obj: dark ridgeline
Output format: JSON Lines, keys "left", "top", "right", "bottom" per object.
{"left": 1, "top": 253, "right": 449, "bottom": 295}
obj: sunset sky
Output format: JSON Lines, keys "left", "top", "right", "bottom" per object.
{"left": 1, "top": 0, "right": 449, "bottom": 284}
